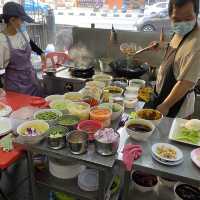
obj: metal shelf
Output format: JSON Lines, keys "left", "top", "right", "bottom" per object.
{"left": 35, "top": 170, "right": 98, "bottom": 200}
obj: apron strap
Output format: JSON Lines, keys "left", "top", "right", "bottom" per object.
{"left": 2, "top": 32, "right": 12, "bottom": 50}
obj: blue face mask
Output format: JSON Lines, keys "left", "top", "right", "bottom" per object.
{"left": 171, "top": 20, "right": 196, "bottom": 36}
{"left": 19, "top": 23, "right": 27, "bottom": 33}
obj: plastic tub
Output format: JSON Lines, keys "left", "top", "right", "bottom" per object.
{"left": 68, "top": 102, "right": 90, "bottom": 120}
{"left": 77, "top": 120, "right": 102, "bottom": 141}
{"left": 90, "top": 107, "right": 112, "bottom": 128}
{"left": 64, "top": 92, "right": 83, "bottom": 102}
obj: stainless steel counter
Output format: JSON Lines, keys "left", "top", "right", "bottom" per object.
{"left": 117, "top": 118, "right": 200, "bottom": 186}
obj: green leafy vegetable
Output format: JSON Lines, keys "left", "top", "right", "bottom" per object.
{"left": 175, "top": 127, "right": 200, "bottom": 145}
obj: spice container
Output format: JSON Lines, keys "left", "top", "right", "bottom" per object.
{"left": 47, "top": 126, "right": 68, "bottom": 150}
{"left": 90, "top": 107, "right": 112, "bottom": 128}
{"left": 67, "top": 130, "right": 88, "bottom": 155}
{"left": 68, "top": 102, "right": 90, "bottom": 120}
{"left": 94, "top": 128, "right": 120, "bottom": 156}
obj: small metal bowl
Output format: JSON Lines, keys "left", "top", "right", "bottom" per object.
{"left": 47, "top": 126, "right": 69, "bottom": 150}
{"left": 94, "top": 132, "right": 120, "bottom": 156}
{"left": 67, "top": 130, "right": 88, "bottom": 155}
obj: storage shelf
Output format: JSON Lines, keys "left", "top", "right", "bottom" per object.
{"left": 35, "top": 170, "right": 98, "bottom": 200}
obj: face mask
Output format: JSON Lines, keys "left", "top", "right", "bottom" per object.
{"left": 171, "top": 20, "right": 196, "bottom": 36}
{"left": 19, "top": 23, "right": 27, "bottom": 33}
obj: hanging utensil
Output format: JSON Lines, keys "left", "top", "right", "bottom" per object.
{"left": 110, "top": 24, "right": 118, "bottom": 44}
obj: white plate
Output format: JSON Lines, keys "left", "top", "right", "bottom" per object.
{"left": 0, "top": 118, "right": 12, "bottom": 136}
{"left": 152, "top": 153, "right": 184, "bottom": 166}
{"left": 78, "top": 169, "right": 99, "bottom": 192}
{"left": 152, "top": 143, "right": 183, "bottom": 162}
{"left": 169, "top": 118, "right": 200, "bottom": 146}
{"left": 0, "top": 103, "right": 12, "bottom": 117}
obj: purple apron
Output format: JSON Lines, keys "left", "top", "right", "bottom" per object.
{"left": 4, "top": 31, "right": 42, "bottom": 96}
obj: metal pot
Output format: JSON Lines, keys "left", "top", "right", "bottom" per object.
{"left": 94, "top": 133, "right": 120, "bottom": 156}
{"left": 47, "top": 126, "right": 69, "bottom": 150}
{"left": 48, "top": 135, "right": 66, "bottom": 150}
{"left": 99, "top": 58, "right": 113, "bottom": 73}
{"left": 67, "top": 130, "right": 88, "bottom": 155}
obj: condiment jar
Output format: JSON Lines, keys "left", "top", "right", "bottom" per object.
{"left": 90, "top": 107, "right": 112, "bottom": 128}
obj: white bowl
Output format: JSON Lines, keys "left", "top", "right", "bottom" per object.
{"left": 136, "top": 109, "right": 163, "bottom": 126}
{"left": 125, "top": 119, "right": 155, "bottom": 141}
{"left": 34, "top": 109, "right": 63, "bottom": 125}
{"left": 92, "top": 74, "right": 113, "bottom": 86}
{"left": 49, "top": 159, "right": 85, "bottom": 179}
{"left": 159, "top": 177, "right": 177, "bottom": 188}
{"left": 129, "top": 79, "right": 146, "bottom": 88}
{"left": 49, "top": 99, "right": 72, "bottom": 113}
{"left": 17, "top": 120, "right": 49, "bottom": 144}
{"left": 45, "top": 95, "right": 64, "bottom": 102}
{"left": 126, "top": 86, "right": 139, "bottom": 95}
{"left": 132, "top": 172, "right": 158, "bottom": 193}
{"left": 174, "top": 182, "right": 200, "bottom": 200}
{"left": 124, "top": 99, "right": 138, "bottom": 109}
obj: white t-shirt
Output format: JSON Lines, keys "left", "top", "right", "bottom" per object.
{"left": 0, "top": 31, "right": 30, "bottom": 69}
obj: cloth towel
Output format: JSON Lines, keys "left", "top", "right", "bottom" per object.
{"left": 122, "top": 144, "right": 142, "bottom": 171}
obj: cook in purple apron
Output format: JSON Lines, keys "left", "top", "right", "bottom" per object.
{"left": 4, "top": 31, "right": 42, "bottom": 96}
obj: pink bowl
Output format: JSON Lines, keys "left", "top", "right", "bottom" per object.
{"left": 191, "top": 148, "right": 200, "bottom": 168}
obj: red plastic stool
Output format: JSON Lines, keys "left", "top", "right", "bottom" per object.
{"left": 0, "top": 144, "right": 24, "bottom": 200}
{"left": 42, "top": 52, "right": 70, "bottom": 71}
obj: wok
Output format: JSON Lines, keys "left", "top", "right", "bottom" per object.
{"left": 109, "top": 58, "right": 149, "bottom": 79}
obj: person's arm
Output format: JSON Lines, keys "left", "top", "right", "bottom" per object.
{"left": 30, "top": 39, "right": 43, "bottom": 55}
{"left": 157, "top": 80, "right": 194, "bottom": 115}
{"left": 30, "top": 39, "right": 46, "bottom": 64}
{"left": 157, "top": 51, "right": 200, "bottom": 116}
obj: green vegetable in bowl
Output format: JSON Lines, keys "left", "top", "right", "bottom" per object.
{"left": 112, "top": 104, "right": 121, "bottom": 112}
{"left": 48, "top": 126, "right": 66, "bottom": 138}
{"left": 175, "top": 127, "right": 200, "bottom": 145}
{"left": 51, "top": 102, "right": 69, "bottom": 110}
{"left": 36, "top": 111, "right": 58, "bottom": 120}
{"left": 58, "top": 116, "right": 79, "bottom": 126}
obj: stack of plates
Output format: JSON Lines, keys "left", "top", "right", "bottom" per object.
{"left": 78, "top": 169, "right": 99, "bottom": 192}
{"left": 0, "top": 118, "right": 12, "bottom": 136}
{"left": 151, "top": 143, "right": 184, "bottom": 166}
{"left": 0, "top": 103, "right": 12, "bottom": 117}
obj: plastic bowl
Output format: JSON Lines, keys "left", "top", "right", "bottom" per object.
{"left": 125, "top": 119, "right": 155, "bottom": 141}
{"left": 17, "top": 120, "right": 49, "bottom": 144}
{"left": 77, "top": 120, "right": 102, "bottom": 141}
{"left": 64, "top": 92, "right": 83, "bottom": 102}
{"left": 34, "top": 109, "right": 63, "bottom": 126}
{"left": 90, "top": 107, "right": 112, "bottom": 128}
{"left": 45, "top": 95, "right": 64, "bottom": 102}
{"left": 68, "top": 102, "right": 90, "bottom": 120}
{"left": 99, "top": 103, "right": 124, "bottom": 121}
{"left": 57, "top": 115, "right": 80, "bottom": 131}
{"left": 92, "top": 74, "right": 113, "bottom": 86}
{"left": 129, "top": 79, "right": 146, "bottom": 88}
{"left": 104, "top": 86, "right": 124, "bottom": 97}
{"left": 136, "top": 109, "right": 163, "bottom": 126}
{"left": 49, "top": 99, "right": 72, "bottom": 113}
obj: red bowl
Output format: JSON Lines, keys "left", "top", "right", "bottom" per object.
{"left": 77, "top": 120, "right": 102, "bottom": 141}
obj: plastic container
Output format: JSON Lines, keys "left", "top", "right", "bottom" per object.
{"left": 92, "top": 74, "right": 113, "bottom": 86}
{"left": 90, "top": 107, "right": 112, "bottom": 128}
{"left": 64, "top": 92, "right": 83, "bottom": 102}
{"left": 68, "top": 102, "right": 90, "bottom": 120}
{"left": 77, "top": 120, "right": 102, "bottom": 141}
{"left": 129, "top": 79, "right": 146, "bottom": 88}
